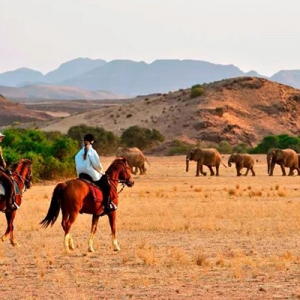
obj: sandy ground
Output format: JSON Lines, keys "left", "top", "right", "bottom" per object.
{"left": 1, "top": 155, "right": 300, "bottom": 299}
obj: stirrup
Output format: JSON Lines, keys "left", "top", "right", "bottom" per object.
{"left": 5, "top": 204, "right": 18, "bottom": 212}
{"left": 104, "top": 203, "right": 117, "bottom": 214}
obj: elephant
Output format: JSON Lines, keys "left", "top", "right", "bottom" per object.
{"left": 267, "top": 148, "right": 300, "bottom": 176}
{"left": 116, "top": 147, "right": 150, "bottom": 175}
{"left": 186, "top": 147, "right": 226, "bottom": 176}
{"left": 228, "top": 153, "right": 255, "bottom": 176}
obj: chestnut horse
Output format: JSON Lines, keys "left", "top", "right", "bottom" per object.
{"left": 40, "top": 157, "right": 134, "bottom": 253}
{"left": 0, "top": 158, "right": 33, "bottom": 246}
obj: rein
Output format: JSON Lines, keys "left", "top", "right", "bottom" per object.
{"left": 107, "top": 177, "right": 127, "bottom": 194}
{"left": 12, "top": 171, "right": 29, "bottom": 191}
{"left": 11, "top": 162, "right": 32, "bottom": 193}
{"left": 106, "top": 161, "right": 132, "bottom": 194}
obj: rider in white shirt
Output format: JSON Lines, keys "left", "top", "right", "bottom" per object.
{"left": 75, "top": 136, "right": 103, "bottom": 181}
{"left": 75, "top": 133, "right": 116, "bottom": 214}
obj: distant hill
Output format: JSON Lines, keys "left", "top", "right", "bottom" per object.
{"left": 0, "top": 85, "right": 126, "bottom": 101}
{"left": 0, "top": 68, "right": 44, "bottom": 87}
{"left": 37, "top": 77, "right": 300, "bottom": 148}
{"left": 44, "top": 58, "right": 107, "bottom": 83}
{"left": 0, "top": 94, "right": 52, "bottom": 126}
{"left": 2, "top": 58, "right": 300, "bottom": 98}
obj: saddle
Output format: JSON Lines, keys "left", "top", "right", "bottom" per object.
{"left": 78, "top": 173, "right": 103, "bottom": 203}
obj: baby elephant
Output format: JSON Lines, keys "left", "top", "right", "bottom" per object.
{"left": 228, "top": 153, "right": 256, "bottom": 176}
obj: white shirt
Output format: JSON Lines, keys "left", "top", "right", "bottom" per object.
{"left": 75, "top": 145, "right": 103, "bottom": 181}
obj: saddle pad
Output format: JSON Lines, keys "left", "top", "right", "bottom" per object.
{"left": 78, "top": 178, "right": 103, "bottom": 202}
{"left": 0, "top": 183, "right": 4, "bottom": 195}
{"left": 89, "top": 184, "right": 103, "bottom": 202}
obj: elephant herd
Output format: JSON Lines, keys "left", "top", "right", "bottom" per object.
{"left": 117, "top": 146, "right": 300, "bottom": 177}
{"left": 185, "top": 147, "right": 300, "bottom": 177}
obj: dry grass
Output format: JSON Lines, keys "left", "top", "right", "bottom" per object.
{"left": 1, "top": 154, "right": 300, "bottom": 299}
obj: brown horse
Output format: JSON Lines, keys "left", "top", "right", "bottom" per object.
{"left": 0, "top": 158, "right": 33, "bottom": 246}
{"left": 40, "top": 157, "right": 134, "bottom": 253}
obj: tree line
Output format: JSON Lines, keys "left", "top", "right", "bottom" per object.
{"left": 1, "top": 125, "right": 299, "bottom": 181}
{"left": 1, "top": 125, "right": 164, "bottom": 181}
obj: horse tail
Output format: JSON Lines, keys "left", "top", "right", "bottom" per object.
{"left": 40, "top": 182, "right": 66, "bottom": 228}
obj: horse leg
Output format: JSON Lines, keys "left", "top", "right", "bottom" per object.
{"left": 62, "top": 211, "right": 78, "bottom": 252}
{"left": 88, "top": 215, "right": 100, "bottom": 252}
{"left": 1, "top": 211, "right": 19, "bottom": 247}
{"left": 108, "top": 211, "right": 120, "bottom": 251}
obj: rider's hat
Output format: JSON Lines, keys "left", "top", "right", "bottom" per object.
{"left": 84, "top": 133, "right": 95, "bottom": 143}
{"left": 0, "top": 132, "right": 5, "bottom": 138}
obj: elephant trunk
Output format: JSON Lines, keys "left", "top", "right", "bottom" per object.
{"left": 228, "top": 157, "right": 232, "bottom": 167}
{"left": 186, "top": 158, "right": 190, "bottom": 172}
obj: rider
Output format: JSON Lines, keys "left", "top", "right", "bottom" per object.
{"left": 75, "top": 133, "right": 116, "bottom": 214}
{"left": 0, "top": 132, "right": 17, "bottom": 212}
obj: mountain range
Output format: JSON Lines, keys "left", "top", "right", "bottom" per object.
{"left": 1, "top": 57, "right": 300, "bottom": 99}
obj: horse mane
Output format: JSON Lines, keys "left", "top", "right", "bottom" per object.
{"left": 10, "top": 162, "right": 19, "bottom": 171}
{"left": 105, "top": 157, "right": 126, "bottom": 175}
{"left": 10, "top": 158, "right": 32, "bottom": 172}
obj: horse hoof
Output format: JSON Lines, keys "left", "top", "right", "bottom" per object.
{"left": 11, "top": 241, "right": 19, "bottom": 247}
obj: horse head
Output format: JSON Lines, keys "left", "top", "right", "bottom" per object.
{"left": 11, "top": 158, "right": 33, "bottom": 190}
{"left": 107, "top": 157, "right": 134, "bottom": 187}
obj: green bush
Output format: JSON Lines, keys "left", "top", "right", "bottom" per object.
{"left": 121, "top": 126, "right": 164, "bottom": 150}
{"left": 1, "top": 128, "right": 77, "bottom": 181}
{"left": 67, "top": 125, "right": 120, "bottom": 155}
{"left": 217, "top": 141, "right": 232, "bottom": 154}
{"left": 251, "top": 134, "right": 300, "bottom": 154}
{"left": 190, "top": 84, "right": 204, "bottom": 99}
{"left": 167, "top": 140, "right": 193, "bottom": 156}
{"left": 232, "top": 143, "right": 251, "bottom": 153}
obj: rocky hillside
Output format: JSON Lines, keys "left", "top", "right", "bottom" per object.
{"left": 0, "top": 94, "right": 52, "bottom": 126}
{"left": 38, "top": 77, "right": 300, "bottom": 147}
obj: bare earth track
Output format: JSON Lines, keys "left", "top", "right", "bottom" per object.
{"left": 1, "top": 155, "right": 300, "bottom": 299}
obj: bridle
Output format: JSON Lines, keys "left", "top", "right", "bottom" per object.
{"left": 106, "top": 160, "right": 133, "bottom": 194}
{"left": 12, "top": 162, "right": 32, "bottom": 192}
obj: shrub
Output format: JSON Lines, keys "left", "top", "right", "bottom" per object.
{"left": 190, "top": 86, "right": 204, "bottom": 99}
{"left": 167, "top": 140, "right": 195, "bottom": 156}
{"left": 233, "top": 143, "right": 251, "bottom": 153}
{"left": 217, "top": 141, "right": 232, "bottom": 154}
{"left": 251, "top": 134, "right": 300, "bottom": 154}
{"left": 215, "top": 107, "right": 224, "bottom": 116}
{"left": 121, "top": 126, "right": 164, "bottom": 150}
{"left": 67, "top": 125, "right": 120, "bottom": 155}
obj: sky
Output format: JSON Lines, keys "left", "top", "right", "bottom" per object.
{"left": 1, "top": 0, "right": 300, "bottom": 76}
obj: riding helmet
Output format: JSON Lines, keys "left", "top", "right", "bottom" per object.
{"left": 84, "top": 133, "right": 95, "bottom": 143}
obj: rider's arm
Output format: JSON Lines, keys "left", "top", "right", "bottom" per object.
{"left": 0, "top": 146, "right": 6, "bottom": 169}
{"left": 89, "top": 150, "right": 103, "bottom": 174}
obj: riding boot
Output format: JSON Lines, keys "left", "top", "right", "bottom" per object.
{"left": 103, "top": 191, "right": 117, "bottom": 214}
{"left": 97, "top": 175, "right": 116, "bottom": 214}
{"left": 5, "top": 195, "right": 17, "bottom": 212}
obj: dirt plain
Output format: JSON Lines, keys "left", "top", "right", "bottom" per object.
{"left": 1, "top": 154, "right": 300, "bottom": 299}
